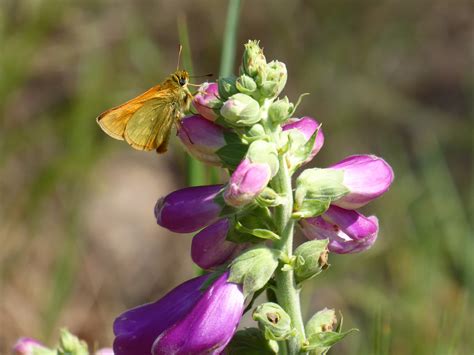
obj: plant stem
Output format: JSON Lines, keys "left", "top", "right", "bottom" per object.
{"left": 272, "top": 155, "right": 307, "bottom": 354}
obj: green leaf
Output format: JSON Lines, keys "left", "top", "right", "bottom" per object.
{"left": 229, "top": 245, "right": 279, "bottom": 296}
{"left": 216, "top": 143, "right": 249, "bottom": 169}
{"left": 227, "top": 328, "right": 276, "bottom": 354}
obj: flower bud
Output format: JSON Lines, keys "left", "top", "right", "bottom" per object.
{"left": 191, "top": 219, "right": 245, "bottom": 269}
{"left": 300, "top": 206, "right": 379, "bottom": 254}
{"left": 193, "top": 82, "right": 221, "bottom": 121}
{"left": 224, "top": 158, "right": 272, "bottom": 207}
{"left": 242, "top": 40, "right": 267, "bottom": 80}
{"left": 58, "top": 329, "right": 89, "bottom": 355}
{"left": 259, "top": 60, "right": 287, "bottom": 99}
{"left": 246, "top": 123, "right": 266, "bottom": 138}
{"left": 155, "top": 185, "right": 224, "bottom": 233}
{"left": 282, "top": 117, "right": 324, "bottom": 166}
{"left": 178, "top": 115, "right": 227, "bottom": 166}
{"left": 294, "top": 239, "right": 329, "bottom": 283}
{"left": 13, "top": 338, "right": 51, "bottom": 355}
{"left": 253, "top": 303, "right": 294, "bottom": 341}
{"left": 96, "top": 349, "right": 114, "bottom": 355}
{"left": 329, "top": 155, "right": 394, "bottom": 209}
{"left": 268, "top": 96, "right": 293, "bottom": 124}
{"left": 220, "top": 93, "right": 261, "bottom": 127}
{"left": 305, "top": 308, "right": 338, "bottom": 335}
{"left": 218, "top": 76, "right": 239, "bottom": 101}
{"left": 114, "top": 273, "right": 244, "bottom": 355}
{"left": 236, "top": 74, "right": 257, "bottom": 95}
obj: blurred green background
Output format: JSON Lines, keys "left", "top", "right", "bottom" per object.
{"left": 1, "top": 0, "right": 472, "bottom": 354}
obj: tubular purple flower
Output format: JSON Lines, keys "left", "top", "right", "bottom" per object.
{"left": 191, "top": 219, "right": 244, "bottom": 269}
{"left": 282, "top": 116, "right": 325, "bottom": 163}
{"left": 113, "top": 273, "right": 244, "bottom": 355}
{"left": 300, "top": 206, "right": 379, "bottom": 254}
{"left": 178, "top": 115, "right": 226, "bottom": 166}
{"left": 193, "top": 82, "right": 220, "bottom": 121}
{"left": 13, "top": 338, "right": 46, "bottom": 355}
{"left": 155, "top": 185, "right": 224, "bottom": 233}
{"left": 330, "top": 155, "right": 394, "bottom": 209}
{"left": 224, "top": 158, "right": 272, "bottom": 207}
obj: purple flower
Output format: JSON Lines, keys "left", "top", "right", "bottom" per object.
{"left": 13, "top": 338, "right": 46, "bottom": 355}
{"left": 300, "top": 205, "right": 378, "bottom": 254}
{"left": 178, "top": 115, "right": 226, "bottom": 166}
{"left": 224, "top": 158, "right": 272, "bottom": 207}
{"left": 114, "top": 273, "right": 244, "bottom": 355}
{"left": 155, "top": 185, "right": 224, "bottom": 233}
{"left": 282, "top": 116, "right": 325, "bottom": 164}
{"left": 191, "top": 219, "right": 245, "bottom": 269}
{"left": 330, "top": 155, "right": 394, "bottom": 209}
{"left": 193, "top": 82, "right": 220, "bottom": 121}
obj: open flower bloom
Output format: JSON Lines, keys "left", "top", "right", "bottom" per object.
{"left": 193, "top": 82, "right": 220, "bottom": 121}
{"left": 300, "top": 206, "right": 379, "bottom": 254}
{"left": 178, "top": 115, "right": 227, "bottom": 166}
{"left": 224, "top": 158, "right": 272, "bottom": 207}
{"left": 191, "top": 218, "right": 244, "bottom": 269}
{"left": 330, "top": 155, "right": 394, "bottom": 210}
{"left": 155, "top": 185, "right": 224, "bottom": 233}
{"left": 282, "top": 116, "right": 325, "bottom": 166}
{"left": 114, "top": 272, "right": 244, "bottom": 355}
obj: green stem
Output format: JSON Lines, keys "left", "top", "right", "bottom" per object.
{"left": 272, "top": 155, "right": 307, "bottom": 354}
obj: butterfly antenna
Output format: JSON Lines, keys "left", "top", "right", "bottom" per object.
{"left": 177, "top": 44, "right": 183, "bottom": 70}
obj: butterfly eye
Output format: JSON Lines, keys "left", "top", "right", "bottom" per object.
{"left": 179, "top": 77, "right": 187, "bottom": 86}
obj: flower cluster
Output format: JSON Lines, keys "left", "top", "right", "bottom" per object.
{"left": 114, "top": 40, "right": 394, "bottom": 354}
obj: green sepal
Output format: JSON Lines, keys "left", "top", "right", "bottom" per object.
{"left": 294, "top": 239, "right": 329, "bottom": 283}
{"left": 226, "top": 328, "right": 276, "bottom": 355}
{"left": 289, "top": 92, "right": 310, "bottom": 117}
{"left": 288, "top": 123, "right": 320, "bottom": 173}
{"left": 228, "top": 245, "right": 279, "bottom": 297}
{"left": 235, "top": 220, "right": 280, "bottom": 241}
{"left": 292, "top": 198, "right": 331, "bottom": 220}
{"left": 303, "top": 329, "right": 358, "bottom": 352}
{"left": 199, "top": 269, "right": 226, "bottom": 292}
{"left": 255, "top": 187, "right": 283, "bottom": 207}
{"left": 216, "top": 143, "right": 248, "bottom": 169}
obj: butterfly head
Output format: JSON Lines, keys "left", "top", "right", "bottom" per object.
{"left": 171, "top": 70, "right": 190, "bottom": 87}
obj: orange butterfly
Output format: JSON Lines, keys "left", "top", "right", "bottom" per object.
{"left": 96, "top": 69, "right": 193, "bottom": 153}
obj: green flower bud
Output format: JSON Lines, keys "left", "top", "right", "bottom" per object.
{"left": 218, "top": 75, "right": 239, "bottom": 100}
{"left": 236, "top": 74, "right": 258, "bottom": 95}
{"left": 305, "top": 308, "right": 338, "bottom": 336}
{"left": 58, "top": 329, "right": 88, "bottom": 355}
{"left": 220, "top": 93, "right": 261, "bottom": 127}
{"left": 247, "top": 140, "right": 279, "bottom": 176}
{"left": 259, "top": 60, "right": 287, "bottom": 99}
{"left": 268, "top": 96, "right": 293, "bottom": 124}
{"left": 294, "top": 239, "right": 329, "bottom": 283}
{"left": 253, "top": 302, "right": 295, "bottom": 341}
{"left": 242, "top": 40, "right": 267, "bottom": 79}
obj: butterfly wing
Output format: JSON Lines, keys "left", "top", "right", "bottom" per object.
{"left": 123, "top": 97, "right": 179, "bottom": 152}
{"left": 96, "top": 85, "right": 165, "bottom": 140}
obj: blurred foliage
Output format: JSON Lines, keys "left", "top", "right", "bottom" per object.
{"left": 0, "top": 0, "right": 472, "bottom": 354}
